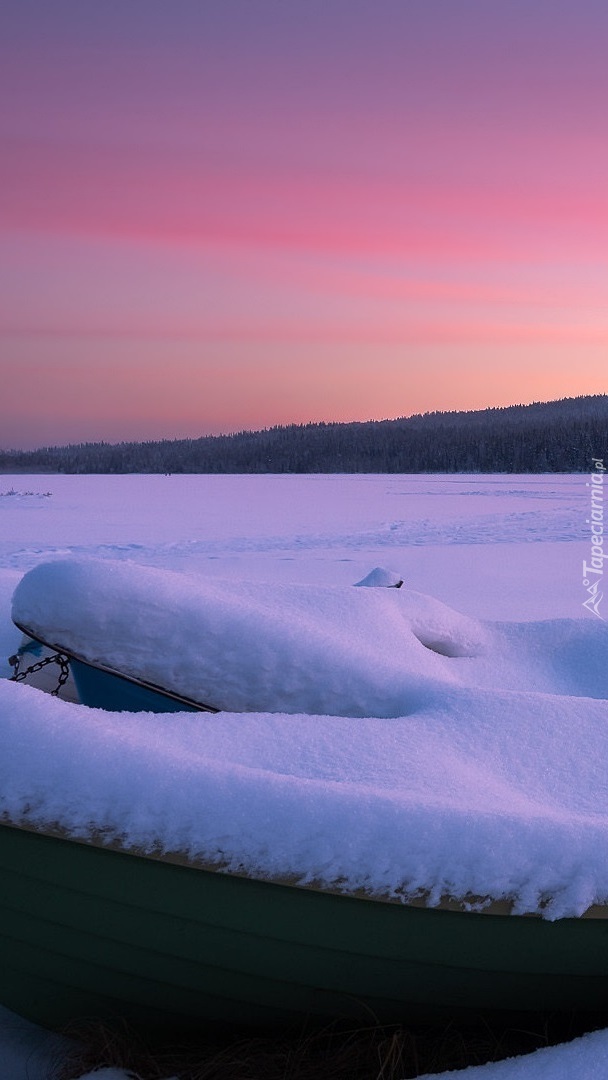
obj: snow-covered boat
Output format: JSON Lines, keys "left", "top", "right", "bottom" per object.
{"left": 9, "top": 558, "right": 487, "bottom": 717}
{"left": 3, "top": 558, "right": 608, "bottom": 1031}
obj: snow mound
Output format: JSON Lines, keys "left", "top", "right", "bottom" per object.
{"left": 354, "top": 566, "right": 404, "bottom": 588}
{"left": 12, "top": 559, "right": 489, "bottom": 717}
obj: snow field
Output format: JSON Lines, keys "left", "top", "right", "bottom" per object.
{"left": 0, "top": 473, "right": 606, "bottom": 1079}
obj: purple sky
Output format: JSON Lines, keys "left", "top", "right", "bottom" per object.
{"left": 1, "top": 1, "right": 607, "bottom": 449}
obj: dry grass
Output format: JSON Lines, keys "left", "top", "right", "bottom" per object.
{"left": 53, "top": 1011, "right": 606, "bottom": 1080}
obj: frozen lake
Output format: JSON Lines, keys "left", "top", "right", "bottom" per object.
{"left": 0, "top": 472, "right": 592, "bottom": 622}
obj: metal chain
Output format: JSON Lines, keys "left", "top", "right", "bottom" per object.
{"left": 9, "top": 650, "right": 71, "bottom": 696}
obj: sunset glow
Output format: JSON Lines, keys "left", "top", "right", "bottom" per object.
{"left": 1, "top": 0, "right": 607, "bottom": 449}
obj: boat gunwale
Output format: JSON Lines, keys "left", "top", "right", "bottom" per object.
{"left": 3, "top": 816, "right": 608, "bottom": 922}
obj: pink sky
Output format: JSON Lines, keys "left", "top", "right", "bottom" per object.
{"left": 1, "top": 0, "right": 607, "bottom": 449}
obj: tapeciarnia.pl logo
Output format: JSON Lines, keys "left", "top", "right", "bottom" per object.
{"left": 582, "top": 457, "right": 605, "bottom": 619}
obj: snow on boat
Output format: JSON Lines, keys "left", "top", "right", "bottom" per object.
{"left": 10, "top": 557, "right": 488, "bottom": 717}
{"left": 3, "top": 558, "right": 608, "bottom": 1031}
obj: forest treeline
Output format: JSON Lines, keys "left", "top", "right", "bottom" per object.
{"left": 2, "top": 395, "right": 607, "bottom": 474}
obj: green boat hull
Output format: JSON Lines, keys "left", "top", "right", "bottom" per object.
{"left": 2, "top": 823, "right": 608, "bottom": 1033}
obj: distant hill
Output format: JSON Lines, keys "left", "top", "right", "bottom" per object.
{"left": 1, "top": 395, "right": 607, "bottom": 473}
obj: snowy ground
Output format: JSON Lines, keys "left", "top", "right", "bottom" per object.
{"left": 0, "top": 472, "right": 606, "bottom": 1079}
